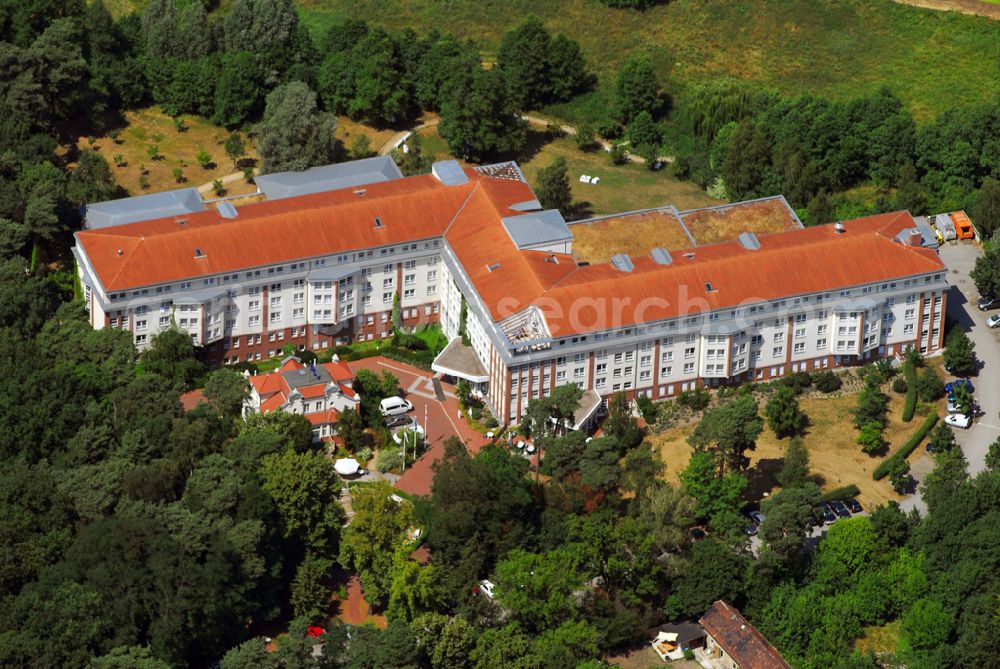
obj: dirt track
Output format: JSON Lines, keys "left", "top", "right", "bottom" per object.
{"left": 894, "top": 0, "right": 1000, "bottom": 19}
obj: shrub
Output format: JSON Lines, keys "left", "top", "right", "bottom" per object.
{"left": 781, "top": 371, "right": 813, "bottom": 395}
{"left": 892, "top": 377, "right": 908, "bottom": 394}
{"left": 355, "top": 446, "right": 372, "bottom": 463}
{"left": 855, "top": 383, "right": 890, "bottom": 429}
{"left": 813, "top": 371, "right": 842, "bottom": 393}
{"left": 766, "top": 385, "right": 807, "bottom": 438}
{"left": 902, "top": 363, "right": 918, "bottom": 422}
{"left": 888, "top": 458, "right": 912, "bottom": 493}
{"left": 635, "top": 394, "right": 657, "bottom": 423}
{"left": 677, "top": 388, "right": 710, "bottom": 412}
{"left": 822, "top": 484, "right": 861, "bottom": 502}
{"left": 857, "top": 421, "right": 887, "bottom": 455}
{"left": 873, "top": 414, "right": 938, "bottom": 480}
{"left": 916, "top": 367, "right": 944, "bottom": 402}
{"left": 375, "top": 447, "right": 404, "bottom": 473}
{"left": 610, "top": 143, "right": 628, "bottom": 165}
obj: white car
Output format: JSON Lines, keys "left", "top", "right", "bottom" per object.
{"left": 944, "top": 413, "right": 972, "bottom": 429}
{"left": 988, "top": 314, "right": 1000, "bottom": 328}
{"left": 379, "top": 396, "right": 413, "bottom": 416}
{"left": 478, "top": 579, "right": 495, "bottom": 599}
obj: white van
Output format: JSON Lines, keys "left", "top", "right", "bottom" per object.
{"left": 379, "top": 396, "right": 413, "bottom": 417}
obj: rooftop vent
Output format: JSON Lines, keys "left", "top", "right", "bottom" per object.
{"left": 834, "top": 222, "right": 846, "bottom": 234}
{"left": 374, "top": 216, "right": 383, "bottom": 228}
{"left": 194, "top": 248, "right": 205, "bottom": 258}
{"left": 611, "top": 253, "right": 634, "bottom": 273}
{"left": 738, "top": 231, "right": 761, "bottom": 251}
{"left": 705, "top": 282, "right": 717, "bottom": 292}
{"left": 487, "top": 262, "right": 501, "bottom": 272}
{"left": 217, "top": 202, "right": 238, "bottom": 219}
{"left": 544, "top": 254, "right": 559, "bottom": 264}
{"left": 176, "top": 218, "right": 188, "bottom": 226}
{"left": 577, "top": 261, "right": 590, "bottom": 267}
{"left": 683, "top": 252, "right": 695, "bottom": 259}
{"left": 354, "top": 189, "right": 367, "bottom": 196}
{"left": 116, "top": 248, "right": 123, "bottom": 256}
{"left": 651, "top": 247, "right": 673, "bottom": 265}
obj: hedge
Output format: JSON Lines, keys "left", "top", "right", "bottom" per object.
{"left": 901, "top": 362, "right": 918, "bottom": 422}
{"left": 873, "top": 413, "right": 939, "bottom": 480}
{"left": 822, "top": 484, "right": 861, "bottom": 502}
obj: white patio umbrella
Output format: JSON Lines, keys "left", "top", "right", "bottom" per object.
{"left": 334, "top": 458, "right": 360, "bottom": 476}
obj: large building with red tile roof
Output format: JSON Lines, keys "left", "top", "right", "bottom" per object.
{"left": 245, "top": 355, "right": 360, "bottom": 441}
{"left": 74, "top": 157, "right": 947, "bottom": 426}
{"left": 700, "top": 600, "right": 791, "bottom": 669}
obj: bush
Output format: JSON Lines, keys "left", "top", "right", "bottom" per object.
{"left": 916, "top": 367, "right": 944, "bottom": 402}
{"left": 873, "top": 414, "right": 939, "bottom": 480}
{"left": 857, "top": 421, "right": 887, "bottom": 455}
{"left": 635, "top": 395, "right": 657, "bottom": 423}
{"left": 892, "top": 377, "right": 908, "bottom": 394}
{"left": 813, "top": 371, "right": 842, "bottom": 393}
{"left": 375, "top": 447, "right": 404, "bottom": 473}
{"left": 677, "top": 388, "right": 710, "bottom": 412}
{"left": 902, "top": 363, "right": 918, "bottom": 422}
{"left": 822, "top": 484, "right": 861, "bottom": 502}
{"left": 355, "top": 446, "right": 372, "bottom": 463}
{"left": 780, "top": 371, "right": 813, "bottom": 395}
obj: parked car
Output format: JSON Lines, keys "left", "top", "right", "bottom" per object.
{"left": 743, "top": 511, "right": 765, "bottom": 536}
{"left": 829, "top": 500, "right": 852, "bottom": 519}
{"left": 817, "top": 504, "right": 837, "bottom": 525}
{"left": 845, "top": 498, "right": 863, "bottom": 514}
{"left": 977, "top": 295, "right": 1000, "bottom": 311}
{"left": 944, "top": 380, "right": 975, "bottom": 394}
{"left": 476, "top": 579, "right": 495, "bottom": 600}
{"left": 946, "top": 398, "right": 969, "bottom": 414}
{"left": 385, "top": 414, "right": 413, "bottom": 428}
{"left": 988, "top": 314, "right": 1000, "bottom": 329}
{"left": 944, "top": 413, "right": 972, "bottom": 429}
{"left": 379, "top": 396, "right": 413, "bottom": 416}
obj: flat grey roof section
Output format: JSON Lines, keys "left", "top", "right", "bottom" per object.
{"left": 172, "top": 287, "right": 228, "bottom": 305}
{"left": 307, "top": 266, "right": 356, "bottom": 282}
{"left": 84, "top": 188, "right": 204, "bottom": 229}
{"left": 255, "top": 156, "right": 403, "bottom": 200}
{"left": 432, "top": 337, "right": 489, "bottom": 383}
{"left": 432, "top": 160, "right": 469, "bottom": 186}
{"left": 502, "top": 210, "right": 572, "bottom": 249}
{"left": 283, "top": 363, "right": 332, "bottom": 391}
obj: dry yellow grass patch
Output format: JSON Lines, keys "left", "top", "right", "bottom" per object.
{"left": 681, "top": 197, "right": 800, "bottom": 245}
{"left": 569, "top": 210, "right": 694, "bottom": 265}
{"left": 334, "top": 117, "right": 399, "bottom": 154}
{"left": 77, "top": 107, "right": 260, "bottom": 197}
{"left": 651, "top": 387, "right": 944, "bottom": 509}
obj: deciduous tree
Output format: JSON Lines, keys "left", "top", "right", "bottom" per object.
{"left": 258, "top": 81, "right": 337, "bottom": 174}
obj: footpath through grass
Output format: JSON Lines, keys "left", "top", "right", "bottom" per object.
{"left": 297, "top": 0, "right": 1000, "bottom": 123}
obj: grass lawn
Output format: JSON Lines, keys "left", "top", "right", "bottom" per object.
{"left": 77, "top": 107, "right": 260, "bottom": 197}
{"left": 335, "top": 116, "right": 400, "bottom": 156}
{"left": 650, "top": 377, "right": 945, "bottom": 509}
{"left": 856, "top": 620, "right": 902, "bottom": 655}
{"left": 297, "top": 0, "right": 1000, "bottom": 123}
{"left": 517, "top": 133, "right": 721, "bottom": 216}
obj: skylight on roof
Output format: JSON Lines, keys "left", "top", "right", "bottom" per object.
{"left": 705, "top": 282, "right": 716, "bottom": 292}
{"left": 194, "top": 248, "right": 205, "bottom": 258}
{"left": 487, "top": 262, "right": 501, "bottom": 272}
{"left": 374, "top": 216, "right": 383, "bottom": 228}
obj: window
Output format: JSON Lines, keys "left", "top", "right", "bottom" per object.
{"left": 293, "top": 292, "right": 304, "bottom": 304}
{"left": 794, "top": 313, "right": 807, "bottom": 323}
{"left": 661, "top": 351, "right": 674, "bottom": 362}
{"left": 795, "top": 327, "right": 806, "bottom": 339}
{"left": 159, "top": 316, "right": 169, "bottom": 327}
{"left": 404, "top": 260, "right": 416, "bottom": 269}
{"left": 249, "top": 299, "right": 260, "bottom": 311}
{"left": 683, "top": 362, "right": 695, "bottom": 374}
{"left": 293, "top": 307, "right": 304, "bottom": 318}
{"left": 684, "top": 347, "right": 695, "bottom": 359}
{"left": 905, "top": 308, "right": 915, "bottom": 320}
{"left": 135, "top": 334, "right": 147, "bottom": 345}
{"left": 903, "top": 323, "right": 915, "bottom": 334}
{"left": 135, "top": 319, "right": 147, "bottom": 331}
{"left": 427, "top": 270, "right": 437, "bottom": 281}
{"left": 661, "top": 366, "right": 672, "bottom": 377}
{"left": 574, "top": 367, "right": 584, "bottom": 378}
{"left": 596, "top": 363, "right": 607, "bottom": 373}
{"left": 793, "top": 342, "right": 805, "bottom": 353}
{"left": 383, "top": 277, "right": 394, "bottom": 289}
{"left": 248, "top": 314, "right": 260, "bottom": 327}
{"left": 639, "top": 370, "right": 651, "bottom": 381}
{"left": 270, "top": 311, "right": 281, "bottom": 323}
{"left": 774, "top": 332, "right": 784, "bottom": 343}
{"left": 404, "top": 273, "right": 415, "bottom": 286}
{"left": 595, "top": 378, "right": 607, "bottom": 389}
{"left": 556, "top": 370, "right": 566, "bottom": 381}
{"left": 817, "top": 338, "right": 827, "bottom": 349}
{"left": 817, "top": 324, "right": 828, "bottom": 335}
{"left": 270, "top": 296, "right": 282, "bottom": 308}
{"left": 427, "top": 284, "right": 437, "bottom": 295}
{"left": 383, "top": 292, "right": 393, "bottom": 304}
{"left": 403, "top": 289, "right": 415, "bottom": 299}
{"left": 772, "top": 346, "right": 783, "bottom": 357}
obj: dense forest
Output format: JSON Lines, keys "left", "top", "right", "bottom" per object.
{"left": 3, "top": 1, "right": 1000, "bottom": 667}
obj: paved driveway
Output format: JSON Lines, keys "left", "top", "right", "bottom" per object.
{"left": 347, "top": 356, "right": 489, "bottom": 497}
{"left": 900, "top": 242, "right": 1000, "bottom": 514}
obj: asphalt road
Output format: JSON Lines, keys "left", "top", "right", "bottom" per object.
{"left": 899, "top": 242, "right": 1000, "bottom": 515}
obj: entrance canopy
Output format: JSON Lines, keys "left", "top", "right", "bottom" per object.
{"left": 572, "top": 390, "right": 603, "bottom": 431}
{"left": 432, "top": 338, "right": 489, "bottom": 383}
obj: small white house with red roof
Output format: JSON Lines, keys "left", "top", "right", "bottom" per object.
{"left": 245, "top": 355, "right": 360, "bottom": 442}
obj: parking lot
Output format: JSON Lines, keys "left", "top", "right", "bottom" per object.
{"left": 900, "top": 242, "right": 1000, "bottom": 514}
{"left": 346, "top": 356, "right": 489, "bottom": 497}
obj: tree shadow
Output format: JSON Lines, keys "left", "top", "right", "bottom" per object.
{"left": 745, "top": 457, "right": 783, "bottom": 500}
{"left": 512, "top": 128, "right": 553, "bottom": 165}
{"left": 565, "top": 201, "right": 594, "bottom": 221}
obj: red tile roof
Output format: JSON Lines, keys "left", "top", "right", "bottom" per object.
{"left": 78, "top": 164, "right": 944, "bottom": 341}
{"left": 249, "top": 356, "right": 356, "bottom": 415}
{"left": 700, "top": 600, "right": 791, "bottom": 669}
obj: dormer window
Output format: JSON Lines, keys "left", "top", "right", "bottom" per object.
{"left": 194, "top": 248, "right": 205, "bottom": 258}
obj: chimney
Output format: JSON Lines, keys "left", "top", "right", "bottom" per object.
{"left": 908, "top": 228, "right": 923, "bottom": 246}
{"left": 834, "top": 222, "right": 845, "bottom": 234}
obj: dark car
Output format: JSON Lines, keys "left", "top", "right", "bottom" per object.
{"left": 689, "top": 526, "right": 708, "bottom": 541}
{"left": 385, "top": 415, "right": 413, "bottom": 429}
{"left": 845, "top": 498, "right": 862, "bottom": 514}
{"left": 829, "top": 500, "right": 852, "bottom": 518}
{"left": 978, "top": 295, "right": 1000, "bottom": 311}
{"left": 817, "top": 504, "right": 837, "bottom": 525}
